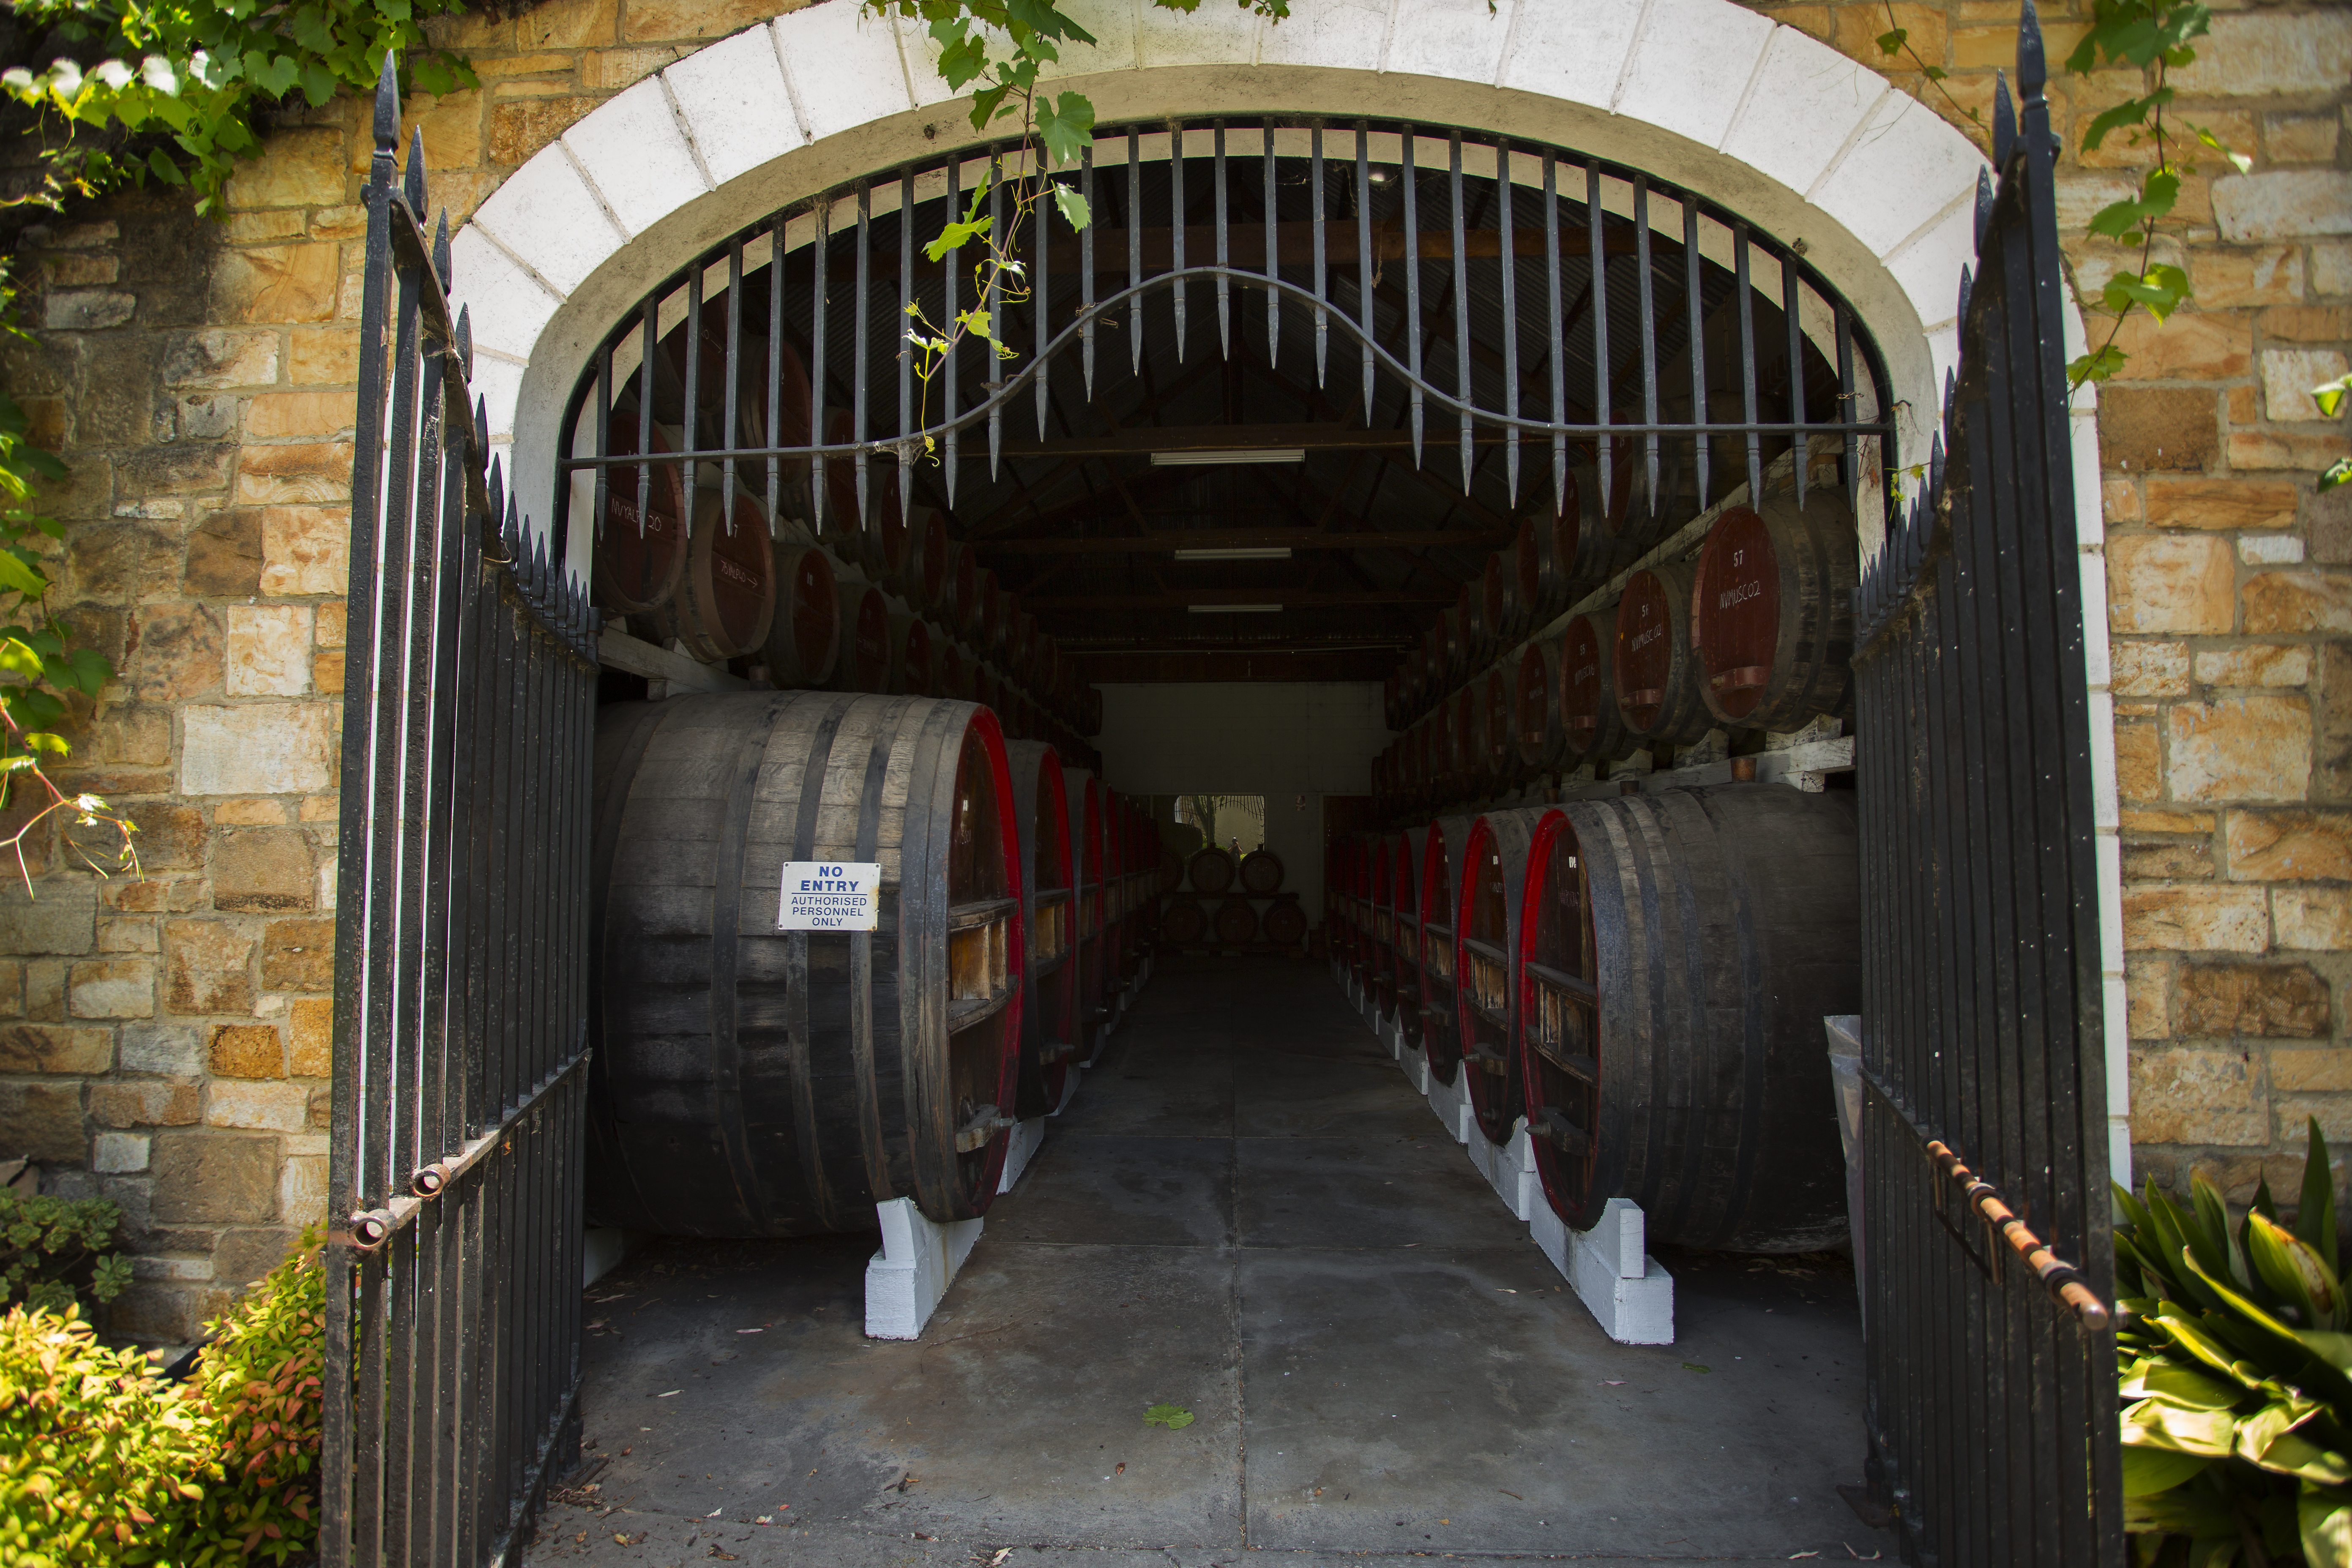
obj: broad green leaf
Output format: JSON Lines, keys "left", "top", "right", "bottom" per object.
{"left": 2305, "top": 1484, "right": 2352, "bottom": 1568}
{"left": 0, "top": 549, "right": 50, "bottom": 599}
{"left": 2120, "top": 1442, "right": 2208, "bottom": 1497}
{"left": 1875, "top": 27, "right": 1907, "bottom": 55}
{"left": 1035, "top": 90, "right": 1095, "bottom": 169}
{"left": 2192, "top": 124, "right": 2252, "bottom": 175}
{"left": 2324, "top": 458, "right": 2352, "bottom": 495}
{"left": 2070, "top": 344, "right": 2128, "bottom": 387}
{"left": 1052, "top": 183, "right": 1091, "bottom": 232}
{"left": 2251, "top": 1430, "right": 2352, "bottom": 1487}
{"left": 2248, "top": 1210, "right": 2343, "bottom": 1330}
{"left": 923, "top": 215, "right": 994, "bottom": 264}
{"left": 2312, "top": 375, "right": 2351, "bottom": 421}
{"left": 2087, "top": 170, "right": 2180, "bottom": 240}
{"left": 2081, "top": 91, "right": 2155, "bottom": 154}
{"left": 2191, "top": 1171, "right": 2248, "bottom": 1291}
{"left": 2124, "top": 1397, "right": 2237, "bottom": 1457}
{"left": 2303, "top": 1117, "right": 2340, "bottom": 1275}
{"left": 2121, "top": 1360, "right": 2242, "bottom": 1410}
{"left": 0, "top": 641, "right": 44, "bottom": 681}
{"left": 1143, "top": 1402, "right": 1194, "bottom": 1429}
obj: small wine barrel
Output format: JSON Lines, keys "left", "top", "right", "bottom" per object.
{"left": 1516, "top": 474, "right": 1585, "bottom": 620}
{"left": 1560, "top": 611, "right": 1632, "bottom": 765}
{"left": 1262, "top": 896, "right": 1306, "bottom": 948}
{"left": 834, "top": 583, "right": 891, "bottom": 693}
{"left": 1213, "top": 896, "right": 1260, "bottom": 946}
{"left": 893, "top": 614, "right": 933, "bottom": 698}
{"left": 596, "top": 422, "right": 688, "bottom": 614}
{"left": 1161, "top": 894, "right": 1207, "bottom": 947}
{"left": 914, "top": 511, "right": 953, "bottom": 612}
{"left": 977, "top": 571, "right": 1005, "bottom": 658}
{"left": 1456, "top": 808, "right": 1546, "bottom": 1147}
{"left": 589, "top": 692, "right": 1024, "bottom": 1235}
{"left": 818, "top": 411, "right": 880, "bottom": 567}
{"left": 1450, "top": 686, "right": 1478, "bottom": 790}
{"left": 1391, "top": 828, "right": 1424, "bottom": 1047}
{"left": 1691, "top": 499, "right": 1858, "bottom": 731}
{"left": 672, "top": 488, "right": 777, "bottom": 662}
{"left": 1482, "top": 553, "right": 1515, "bottom": 646}
{"left": 1189, "top": 846, "right": 1237, "bottom": 893}
{"left": 1515, "top": 639, "right": 1563, "bottom": 770}
{"left": 1517, "top": 785, "right": 1858, "bottom": 1251}
{"left": 1458, "top": 581, "right": 1487, "bottom": 668}
{"left": 973, "top": 666, "right": 998, "bottom": 716}
{"left": 761, "top": 544, "right": 840, "bottom": 688}
{"left": 937, "top": 643, "right": 967, "bottom": 702}
{"left": 1437, "top": 604, "right": 1464, "bottom": 682}
{"left": 1237, "top": 849, "right": 1284, "bottom": 895}
{"left": 1062, "top": 766, "right": 1112, "bottom": 1064}
{"left": 1481, "top": 667, "right": 1513, "bottom": 784}
{"left": 949, "top": 546, "right": 983, "bottom": 641}
{"left": 1007, "top": 741, "right": 1078, "bottom": 1119}
{"left": 1613, "top": 563, "right": 1712, "bottom": 746}
{"left": 1415, "top": 815, "right": 1474, "bottom": 1084}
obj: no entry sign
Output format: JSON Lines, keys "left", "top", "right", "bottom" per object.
{"left": 776, "top": 861, "right": 881, "bottom": 931}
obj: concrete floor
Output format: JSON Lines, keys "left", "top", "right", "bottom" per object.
{"left": 527, "top": 956, "right": 1891, "bottom": 1567}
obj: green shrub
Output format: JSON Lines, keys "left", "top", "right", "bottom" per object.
{"left": 2117, "top": 1117, "right": 2352, "bottom": 1567}
{"left": 180, "top": 1231, "right": 325, "bottom": 1563}
{"left": 0, "top": 1228, "right": 327, "bottom": 1565}
{"left": 0, "top": 1307, "right": 217, "bottom": 1568}
{"left": 0, "top": 1190, "right": 133, "bottom": 1317}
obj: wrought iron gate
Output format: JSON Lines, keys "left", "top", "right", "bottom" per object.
{"left": 1851, "top": 10, "right": 2120, "bottom": 1563}
{"left": 325, "top": 61, "right": 600, "bottom": 1566}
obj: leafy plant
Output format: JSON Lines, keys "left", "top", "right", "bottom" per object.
{"left": 860, "top": 0, "right": 1288, "bottom": 435}
{"left": 0, "top": 1306, "right": 218, "bottom": 1568}
{"left": 180, "top": 1229, "right": 325, "bottom": 1564}
{"left": 0, "top": 1188, "right": 132, "bottom": 1317}
{"left": 2115, "top": 1117, "right": 2352, "bottom": 1566}
{"left": 1144, "top": 1402, "right": 1194, "bottom": 1429}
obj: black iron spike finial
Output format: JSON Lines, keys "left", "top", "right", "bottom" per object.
{"left": 1957, "top": 262, "right": 1974, "bottom": 328}
{"left": 404, "top": 127, "right": 427, "bottom": 216}
{"left": 1973, "top": 168, "right": 1995, "bottom": 254}
{"left": 456, "top": 307, "right": 475, "bottom": 383}
{"left": 529, "top": 527, "right": 550, "bottom": 604}
{"left": 433, "top": 212, "right": 452, "bottom": 292}
{"left": 1944, "top": 366, "right": 1958, "bottom": 425}
{"left": 372, "top": 55, "right": 399, "bottom": 157}
{"left": 486, "top": 454, "right": 506, "bottom": 527}
{"left": 471, "top": 392, "right": 489, "bottom": 467}
{"left": 1993, "top": 71, "right": 2016, "bottom": 166}
{"left": 2017, "top": 0, "right": 2046, "bottom": 99}
{"left": 1929, "top": 429, "right": 1946, "bottom": 494}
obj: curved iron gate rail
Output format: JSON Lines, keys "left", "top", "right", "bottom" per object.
{"left": 1850, "top": 6, "right": 2120, "bottom": 1562}
{"left": 555, "top": 116, "right": 1901, "bottom": 561}
{"left": 327, "top": 60, "right": 601, "bottom": 1567}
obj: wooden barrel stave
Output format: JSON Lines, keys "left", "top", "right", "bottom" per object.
{"left": 1008, "top": 741, "right": 1078, "bottom": 1118}
{"left": 1517, "top": 785, "right": 1858, "bottom": 1251}
{"left": 762, "top": 544, "right": 840, "bottom": 688}
{"left": 1390, "top": 829, "right": 1423, "bottom": 1047}
{"left": 1458, "top": 809, "right": 1546, "bottom": 1146}
{"left": 1061, "top": 766, "right": 1112, "bottom": 1064}
{"left": 1213, "top": 896, "right": 1260, "bottom": 945}
{"left": 1612, "top": 562, "right": 1712, "bottom": 746}
{"left": 588, "top": 692, "right": 1024, "bottom": 1237}
{"left": 1691, "top": 499, "right": 1858, "bottom": 731}
{"left": 1515, "top": 640, "right": 1564, "bottom": 771}
{"left": 1188, "top": 847, "right": 1237, "bottom": 894}
{"left": 1559, "top": 610, "right": 1633, "bottom": 765}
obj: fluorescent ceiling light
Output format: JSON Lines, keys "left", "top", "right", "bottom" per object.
{"left": 1149, "top": 448, "right": 1306, "bottom": 466}
{"left": 1171, "top": 546, "right": 1294, "bottom": 561}
{"left": 1188, "top": 603, "right": 1284, "bottom": 614}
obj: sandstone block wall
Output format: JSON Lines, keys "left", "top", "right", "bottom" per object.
{"left": 0, "top": 0, "right": 2341, "bottom": 1338}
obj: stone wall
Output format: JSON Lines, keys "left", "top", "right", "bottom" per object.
{"left": 0, "top": 0, "right": 2342, "bottom": 1340}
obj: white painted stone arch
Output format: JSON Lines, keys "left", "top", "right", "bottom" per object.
{"left": 443, "top": 0, "right": 2127, "bottom": 1172}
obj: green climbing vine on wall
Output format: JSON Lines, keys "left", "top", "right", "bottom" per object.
{"left": 0, "top": 0, "right": 481, "bottom": 881}
{"left": 859, "top": 0, "right": 1289, "bottom": 437}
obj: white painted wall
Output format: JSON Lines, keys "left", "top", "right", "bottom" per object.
{"left": 1099, "top": 683, "right": 1391, "bottom": 924}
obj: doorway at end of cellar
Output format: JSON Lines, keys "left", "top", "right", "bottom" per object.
{"left": 524, "top": 958, "right": 1887, "bottom": 1568}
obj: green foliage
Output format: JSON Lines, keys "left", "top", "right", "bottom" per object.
{"left": 0, "top": 1307, "right": 218, "bottom": 1568}
{"left": 0, "top": 1188, "right": 131, "bottom": 1318}
{"left": 3, "top": 0, "right": 475, "bottom": 218}
{"left": 2116, "top": 1118, "right": 2352, "bottom": 1566}
{"left": 0, "top": 1230, "right": 326, "bottom": 1566}
{"left": 180, "top": 1230, "right": 325, "bottom": 1564}
{"left": 1144, "top": 1402, "right": 1194, "bottom": 1429}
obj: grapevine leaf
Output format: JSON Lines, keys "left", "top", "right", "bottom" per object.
{"left": 1052, "top": 183, "right": 1092, "bottom": 232}
{"left": 1035, "top": 90, "right": 1096, "bottom": 168}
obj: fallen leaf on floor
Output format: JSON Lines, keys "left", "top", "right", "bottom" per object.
{"left": 1115, "top": 1462, "right": 1125, "bottom": 1475}
{"left": 612, "top": 1532, "right": 645, "bottom": 1545}
{"left": 657, "top": 1390, "right": 681, "bottom": 1398}
{"left": 1789, "top": 1554, "right": 1819, "bottom": 1560}
{"left": 1682, "top": 1363, "right": 1711, "bottom": 1373}
{"left": 706, "top": 1507, "right": 723, "bottom": 1517}
{"left": 1498, "top": 1489, "right": 1523, "bottom": 1500}
{"left": 982, "top": 1551, "right": 1012, "bottom": 1567}
{"left": 1844, "top": 1548, "right": 1881, "bottom": 1561}
{"left": 1603, "top": 1380, "right": 1625, "bottom": 1386}
{"left": 1145, "top": 1403, "right": 1195, "bottom": 1429}
{"left": 736, "top": 1328, "right": 762, "bottom": 1334}
{"left": 621, "top": 1448, "right": 632, "bottom": 1456}
{"left": 1498, "top": 1288, "right": 1517, "bottom": 1294}
{"left": 755, "top": 1516, "right": 771, "bottom": 1525}
{"left": 708, "top": 1550, "right": 738, "bottom": 1561}
{"left": 913, "top": 1531, "right": 935, "bottom": 1540}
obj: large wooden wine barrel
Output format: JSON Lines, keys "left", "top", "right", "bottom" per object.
{"left": 1481, "top": 667, "right": 1513, "bottom": 784}
{"left": 1062, "top": 767, "right": 1112, "bottom": 1064}
{"left": 937, "top": 643, "right": 967, "bottom": 703}
{"left": 596, "top": 423, "right": 689, "bottom": 614}
{"left": 761, "top": 544, "right": 840, "bottom": 689}
{"left": 1516, "top": 785, "right": 1858, "bottom": 1251}
{"left": 1457, "top": 581, "right": 1487, "bottom": 668}
{"left": 1188, "top": 847, "right": 1237, "bottom": 893}
{"left": 1482, "top": 554, "right": 1515, "bottom": 646}
{"left": 1515, "top": 639, "right": 1563, "bottom": 770}
{"left": 1007, "top": 741, "right": 1078, "bottom": 1118}
{"left": 1450, "top": 687, "right": 1478, "bottom": 791}
{"left": 1390, "top": 829, "right": 1423, "bottom": 1047}
{"left": 1213, "top": 896, "right": 1259, "bottom": 945}
{"left": 589, "top": 693, "right": 1025, "bottom": 1235}
{"left": 1161, "top": 894, "right": 1206, "bottom": 947}
{"left": 1262, "top": 895, "right": 1306, "bottom": 948}
{"left": 1613, "top": 563, "right": 1712, "bottom": 746}
{"left": 949, "top": 546, "right": 983, "bottom": 641}
{"left": 1238, "top": 849, "right": 1284, "bottom": 894}
{"left": 1690, "top": 500, "right": 1858, "bottom": 731}
{"left": 671, "top": 489, "right": 777, "bottom": 662}
{"left": 913, "top": 511, "right": 952, "bottom": 612}
{"left": 834, "top": 583, "right": 891, "bottom": 693}
{"left": 818, "top": 411, "right": 880, "bottom": 567}
{"left": 1456, "top": 809, "right": 1546, "bottom": 1147}
{"left": 1415, "top": 815, "right": 1474, "bottom": 1083}
{"left": 894, "top": 614, "right": 933, "bottom": 698}
{"left": 1560, "top": 610, "right": 1631, "bottom": 765}
{"left": 1367, "top": 838, "right": 1396, "bottom": 1019}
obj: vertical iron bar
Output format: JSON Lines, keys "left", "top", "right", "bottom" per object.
{"left": 683, "top": 262, "right": 703, "bottom": 526}
{"left": 1734, "top": 222, "right": 1762, "bottom": 504}
{"left": 770, "top": 214, "right": 787, "bottom": 528}
{"left": 1311, "top": 120, "right": 1328, "bottom": 387}
{"left": 1634, "top": 176, "right": 1659, "bottom": 516}
{"left": 898, "top": 174, "right": 914, "bottom": 476}
{"left": 1497, "top": 140, "right": 1519, "bottom": 505}
{"left": 855, "top": 183, "right": 872, "bottom": 534}
{"left": 1171, "top": 123, "right": 1187, "bottom": 361}
{"left": 1357, "top": 122, "right": 1374, "bottom": 424}
{"left": 986, "top": 151, "right": 1004, "bottom": 480}
{"left": 1785, "top": 248, "right": 1808, "bottom": 509}
{"left": 1035, "top": 157, "right": 1052, "bottom": 439}
{"left": 1265, "top": 126, "right": 1280, "bottom": 368}
{"left": 1128, "top": 130, "right": 1143, "bottom": 375}
{"left": 635, "top": 300, "right": 655, "bottom": 537}
{"left": 1448, "top": 131, "right": 1472, "bottom": 491}
{"left": 1685, "top": 196, "right": 1708, "bottom": 509}
{"left": 1214, "top": 120, "right": 1230, "bottom": 358}
{"left": 1545, "top": 151, "right": 1565, "bottom": 517}
{"left": 1584, "top": 163, "right": 1611, "bottom": 527}
{"left": 812, "top": 197, "right": 832, "bottom": 525}
{"left": 1838, "top": 306, "right": 1859, "bottom": 519}
{"left": 1401, "top": 126, "right": 1423, "bottom": 466}
{"left": 1080, "top": 143, "right": 1097, "bottom": 399}
{"left": 591, "top": 350, "right": 609, "bottom": 540}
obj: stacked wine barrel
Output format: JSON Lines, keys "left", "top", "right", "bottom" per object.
{"left": 1375, "top": 494, "right": 1856, "bottom": 818}
{"left": 585, "top": 306, "right": 1103, "bottom": 775}
{"left": 1160, "top": 836, "right": 1303, "bottom": 955}
{"left": 1346, "top": 781, "right": 1858, "bottom": 1254}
